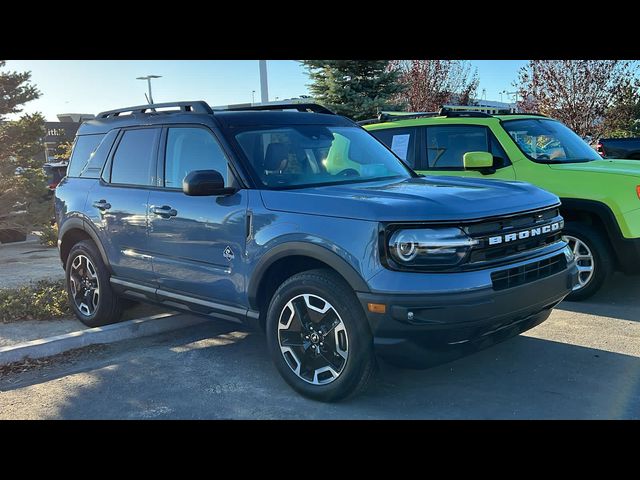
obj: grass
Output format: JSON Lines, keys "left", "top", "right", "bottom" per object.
{"left": 0, "top": 279, "right": 71, "bottom": 323}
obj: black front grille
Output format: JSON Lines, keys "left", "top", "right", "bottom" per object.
{"left": 491, "top": 254, "right": 566, "bottom": 291}
{"left": 465, "top": 207, "right": 563, "bottom": 266}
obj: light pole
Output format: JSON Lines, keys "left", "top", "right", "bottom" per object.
{"left": 136, "top": 75, "right": 162, "bottom": 104}
{"left": 252, "top": 90, "right": 256, "bottom": 104}
{"left": 259, "top": 60, "right": 269, "bottom": 103}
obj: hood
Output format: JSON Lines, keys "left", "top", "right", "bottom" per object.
{"left": 549, "top": 159, "right": 640, "bottom": 178}
{"left": 260, "top": 176, "right": 559, "bottom": 222}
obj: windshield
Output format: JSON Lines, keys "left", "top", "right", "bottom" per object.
{"left": 502, "top": 119, "right": 600, "bottom": 163}
{"left": 234, "top": 125, "right": 412, "bottom": 188}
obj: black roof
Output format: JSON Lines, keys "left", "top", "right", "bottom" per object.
{"left": 78, "top": 101, "right": 353, "bottom": 135}
{"left": 213, "top": 111, "right": 352, "bottom": 128}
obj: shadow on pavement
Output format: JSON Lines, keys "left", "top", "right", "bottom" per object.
{"left": 558, "top": 272, "right": 640, "bottom": 322}
{"left": 2, "top": 319, "right": 638, "bottom": 419}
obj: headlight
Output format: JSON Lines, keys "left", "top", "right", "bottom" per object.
{"left": 387, "top": 227, "right": 478, "bottom": 269}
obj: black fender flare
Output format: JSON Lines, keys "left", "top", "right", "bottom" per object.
{"left": 247, "top": 241, "right": 370, "bottom": 310}
{"left": 58, "top": 217, "right": 112, "bottom": 271}
{"left": 559, "top": 198, "right": 626, "bottom": 262}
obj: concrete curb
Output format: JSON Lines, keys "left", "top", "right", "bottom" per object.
{"left": 0, "top": 313, "right": 208, "bottom": 365}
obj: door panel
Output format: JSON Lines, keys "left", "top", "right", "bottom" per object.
{"left": 89, "top": 127, "right": 160, "bottom": 285}
{"left": 146, "top": 125, "right": 248, "bottom": 307}
{"left": 148, "top": 190, "right": 248, "bottom": 305}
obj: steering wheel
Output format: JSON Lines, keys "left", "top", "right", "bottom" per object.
{"left": 537, "top": 154, "right": 550, "bottom": 160}
{"left": 336, "top": 168, "right": 359, "bottom": 177}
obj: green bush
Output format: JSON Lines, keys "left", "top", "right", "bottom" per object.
{"left": 39, "top": 223, "right": 58, "bottom": 247}
{"left": 0, "top": 280, "right": 71, "bottom": 323}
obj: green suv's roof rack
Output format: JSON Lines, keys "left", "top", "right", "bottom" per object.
{"left": 358, "top": 107, "right": 548, "bottom": 125}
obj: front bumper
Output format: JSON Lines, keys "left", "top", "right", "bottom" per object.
{"left": 357, "top": 259, "right": 578, "bottom": 367}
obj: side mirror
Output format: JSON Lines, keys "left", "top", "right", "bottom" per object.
{"left": 463, "top": 151, "right": 494, "bottom": 173}
{"left": 182, "top": 170, "right": 235, "bottom": 196}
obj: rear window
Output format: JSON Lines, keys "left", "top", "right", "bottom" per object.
{"left": 67, "top": 134, "right": 105, "bottom": 177}
{"left": 368, "top": 128, "right": 417, "bottom": 167}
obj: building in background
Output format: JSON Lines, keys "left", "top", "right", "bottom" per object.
{"left": 43, "top": 113, "right": 94, "bottom": 162}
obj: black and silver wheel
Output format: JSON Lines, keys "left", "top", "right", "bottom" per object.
{"left": 69, "top": 254, "right": 100, "bottom": 317}
{"left": 66, "top": 240, "right": 123, "bottom": 327}
{"left": 562, "top": 222, "right": 613, "bottom": 301}
{"left": 278, "top": 294, "right": 349, "bottom": 385}
{"left": 266, "top": 269, "right": 376, "bottom": 402}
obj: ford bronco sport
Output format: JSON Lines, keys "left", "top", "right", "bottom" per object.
{"left": 54, "top": 101, "right": 577, "bottom": 401}
{"left": 366, "top": 108, "right": 640, "bottom": 300}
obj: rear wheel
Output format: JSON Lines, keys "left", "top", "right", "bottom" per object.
{"left": 266, "top": 269, "right": 376, "bottom": 402}
{"left": 562, "top": 222, "right": 613, "bottom": 301}
{"left": 66, "top": 240, "right": 123, "bottom": 327}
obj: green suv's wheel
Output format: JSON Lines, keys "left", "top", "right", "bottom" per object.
{"left": 66, "top": 240, "right": 123, "bottom": 327}
{"left": 266, "top": 269, "right": 376, "bottom": 402}
{"left": 562, "top": 222, "right": 613, "bottom": 301}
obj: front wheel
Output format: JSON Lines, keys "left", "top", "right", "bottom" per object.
{"left": 266, "top": 269, "right": 376, "bottom": 402}
{"left": 562, "top": 222, "right": 613, "bottom": 301}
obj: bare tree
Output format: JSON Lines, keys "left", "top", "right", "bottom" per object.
{"left": 390, "top": 60, "right": 479, "bottom": 112}
{"left": 515, "top": 60, "right": 640, "bottom": 138}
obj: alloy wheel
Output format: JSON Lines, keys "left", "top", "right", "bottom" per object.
{"left": 278, "top": 294, "right": 349, "bottom": 385}
{"left": 563, "top": 234, "right": 595, "bottom": 291}
{"left": 69, "top": 254, "right": 100, "bottom": 316}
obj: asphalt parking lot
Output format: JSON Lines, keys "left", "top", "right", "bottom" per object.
{"left": 0, "top": 273, "right": 638, "bottom": 419}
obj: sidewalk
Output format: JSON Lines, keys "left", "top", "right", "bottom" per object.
{"left": 0, "top": 236, "right": 64, "bottom": 289}
{"left": 0, "top": 303, "right": 167, "bottom": 349}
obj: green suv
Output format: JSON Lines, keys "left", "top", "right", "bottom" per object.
{"left": 365, "top": 109, "right": 640, "bottom": 300}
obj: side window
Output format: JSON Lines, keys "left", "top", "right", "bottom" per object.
{"left": 368, "top": 128, "right": 417, "bottom": 168}
{"left": 67, "top": 134, "right": 104, "bottom": 177}
{"left": 110, "top": 128, "right": 160, "bottom": 186}
{"left": 426, "top": 126, "right": 489, "bottom": 169}
{"left": 164, "top": 127, "right": 230, "bottom": 188}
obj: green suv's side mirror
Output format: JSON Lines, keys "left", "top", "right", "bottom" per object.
{"left": 463, "top": 151, "right": 494, "bottom": 170}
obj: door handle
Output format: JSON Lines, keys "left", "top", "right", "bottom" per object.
{"left": 151, "top": 205, "right": 178, "bottom": 218}
{"left": 93, "top": 200, "right": 111, "bottom": 210}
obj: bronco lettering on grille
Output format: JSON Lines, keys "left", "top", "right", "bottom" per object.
{"left": 488, "top": 221, "right": 562, "bottom": 246}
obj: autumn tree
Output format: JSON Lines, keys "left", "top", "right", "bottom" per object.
{"left": 301, "top": 61, "right": 404, "bottom": 121}
{"left": 0, "top": 61, "right": 47, "bottom": 237}
{"left": 390, "top": 60, "right": 479, "bottom": 112}
{"left": 515, "top": 60, "right": 640, "bottom": 138}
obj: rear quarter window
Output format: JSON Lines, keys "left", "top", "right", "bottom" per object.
{"left": 67, "top": 134, "right": 105, "bottom": 177}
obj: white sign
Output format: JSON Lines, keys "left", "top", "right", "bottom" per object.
{"left": 390, "top": 134, "right": 410, "bottom": 160}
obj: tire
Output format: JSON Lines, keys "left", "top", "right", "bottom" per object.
{"left": 563, "top": 222, "right": 613, "bottom": 301}
{"left": 65, "top": 240, "right": 124, "bottom": 327}
{"left": 265, "top": 269, "right": 376, "bottom": 402}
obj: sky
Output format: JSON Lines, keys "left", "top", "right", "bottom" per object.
{"left": 5, "top": 60, "right": 528, "bottom": 121}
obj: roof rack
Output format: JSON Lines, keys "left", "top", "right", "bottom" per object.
{"left": 438, "top": 107, "right": 492, "bottom": 118}
{"left": 495, "top": 112, "right": 548, "bottom": 118}
{"left": 216, "top": 102, "right": 335, "bottom": 115}
{"left": 357, "top": 111, "right": 439, "bottom": 125}
{"left": 97, "top": 101, "right": 213, "bottom": 118}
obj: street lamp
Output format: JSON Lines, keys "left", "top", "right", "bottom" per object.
{"left": 136, "top": 75, "right": 162, "bottom": 104}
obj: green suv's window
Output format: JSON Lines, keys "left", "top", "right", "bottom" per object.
{"left": 425, "top": 125, "right": 508, "bottom": 169}
{"left": 502, "top": 119, "right": 600, "bottom": 163}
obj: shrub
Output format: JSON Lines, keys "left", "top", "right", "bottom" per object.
{"left": 39, "top": 223, "right": 58, "bottom": 247}
{"left": 0, "top": 279, "right": 71, "bottom": 323}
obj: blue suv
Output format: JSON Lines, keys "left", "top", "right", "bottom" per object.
{"left": 55, "top": 101, "right": 578, "bottom": 401}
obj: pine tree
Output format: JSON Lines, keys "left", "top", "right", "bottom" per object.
{"left": 0, "top": 61, "right": 47, "bottom": 238}
{"left": 301, "top": 61, "right": 403, "bottom": 121}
